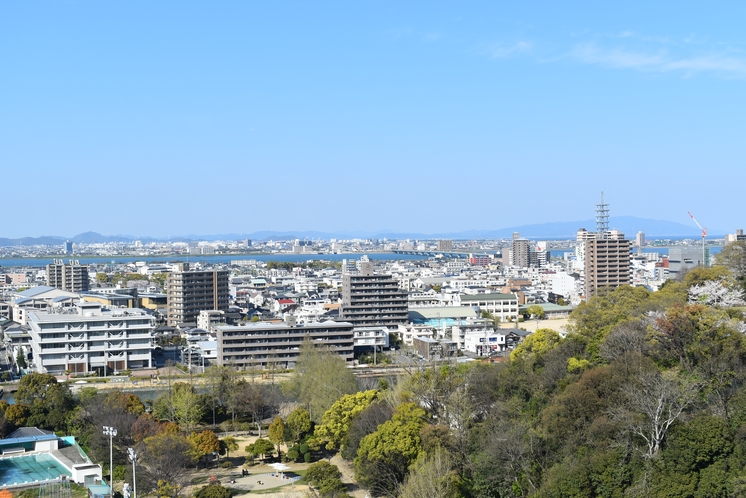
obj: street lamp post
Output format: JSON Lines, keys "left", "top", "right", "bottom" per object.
{"left": 127, "top": 447, "right": 137, "bottom": 498}
{"left": 103, "top": 426, "right": 117, "bottom": 488}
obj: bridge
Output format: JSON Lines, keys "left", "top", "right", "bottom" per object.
{"left": 391, "top": 250, "right": 496, "bottom": 259}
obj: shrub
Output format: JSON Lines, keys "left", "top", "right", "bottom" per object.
{"left": 194, "top": 484, "right": 232, "bottom": 498}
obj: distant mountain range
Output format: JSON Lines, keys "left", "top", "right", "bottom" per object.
{"left": 0, "top": 216, "right": 728, "bottom": 247}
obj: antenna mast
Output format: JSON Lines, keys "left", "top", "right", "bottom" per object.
{"left": 595, "top": 191, "right": 610, "bottom": 239}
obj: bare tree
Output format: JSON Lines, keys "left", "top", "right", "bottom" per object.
{"left": 600, "top": 321, "right": 649, "bottom": 362}
{"left": 398, "top": 447, "right": 458, "bottom": 498}
{"left": 615, "top": 370, "right": 698, "bottom": 459}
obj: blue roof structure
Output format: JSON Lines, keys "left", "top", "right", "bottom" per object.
{"left": 0, "top": 434, "right": 58, "bottom": 447}
{"left": 16, "top": 286, "right": 56, "bottom": 298}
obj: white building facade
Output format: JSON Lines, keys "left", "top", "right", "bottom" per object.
{"left": 27, "top": 302, "right": 154, "bottom": 375}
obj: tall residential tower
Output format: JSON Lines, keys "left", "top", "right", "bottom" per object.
{"left": 339, "top": 261, "right": 408, "bottom": 329}
{"left": 166, "top": 264, "right": 230, "bottom": 326}
{"left": 581, "top": 195, "right": 632, "bottom": 301}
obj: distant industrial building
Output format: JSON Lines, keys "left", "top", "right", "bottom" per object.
{"left": 46, "top": 260, "right": 89, "bottom": 293}
{"left": 166, "top": 264, "right": 229, "bottom": 326}
{"left": 668, "top": 247, "right": 706, "bottom": 277}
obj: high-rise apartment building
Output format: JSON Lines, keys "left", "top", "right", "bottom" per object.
{"left": 584, "top": 235, "right": 632, "bottom": 300}
{"left": 636, "top": 232, "right": 645, "bottom": 249}
{"left": 437, "top": 239, "right": 454, "bottom": 252}
{"left": 511, "top": 232, "right": 530, "bottom": 268}
{"left": 46, "top": 259, "right": 89, "bottom": 293}
{"left": 582, "top": 195, "right": 631, "bottom": 301}
{"left": 339, "top": 262, "right": 408, "bottom": 329}
{"left": 166, "top": 264, "right": 230, "bottom": 326}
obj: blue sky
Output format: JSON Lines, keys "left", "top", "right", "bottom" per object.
{"left": 2, "top": 1, "right": 745, "bottom": 238}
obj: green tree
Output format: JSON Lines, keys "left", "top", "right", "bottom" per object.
{"left": 245, "top": 438, "right": 274, "bottom": 462}
{"left": 305, "top": 461, "right": 348, "bottom": 498}
{"left": 715, "top": 241, "right": 746, "bottom": 280}
{"left": 4, "top": 403, "right": 29, "bottom": 427}
{"left": 220, "top": 436, "right": 238, "bottom": 459}
{"left": 268, "top": 416, "right": 286, "bottom": 457}
{"left": 153, "top": 382, "right": 206, "bottom": 431}
{"left": 15, "top": 372, "right": 74, "bottom": 431}
{"left": 354, "top": 403, "right": 427, "bottom": 496}
{"left": 510, "top": 328, "right": 562, "bottom": 362}
{"left": 683, "top": 265, "right": 733, "bottom": 287}
{"left": 314, "top": 390, "right": 378, "bottom": 451}
{"left": 282, "top": 338, "right": 359, "bottom": 421}
{"left": 96, "top": 272, "right": 109, "bottom": 283}
{"left": 149, "top": 272, "right": 168, "bottom": 290}
{"left": 284, "top": 406, "right": 312, "bottom": 446}
{"left": 203, "top": 366, "right": 234, "bottom": 428}
{"left": 652, "top": 415, "right": 732, "bottom": 497}
{"left": 525, "top": 305, "right": 546, "bottom": 320}
{"left": 15, "top": 350, "right": 26, "bottom": 369}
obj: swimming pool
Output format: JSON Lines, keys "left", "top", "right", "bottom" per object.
{"left": 0, "top": 453, "right": 71, "bottom": 486}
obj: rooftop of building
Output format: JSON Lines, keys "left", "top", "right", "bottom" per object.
{"left": 459, "top": 293, "right": 517, "bottom": 301}
{"left": 217, "top": 320, "right": 354, "bottom": 331}
{"left": 409, "top": 307, "right": 480, "bottom": 320}
{"left": 27, "top": 304, "right": 152, "bottom": 323}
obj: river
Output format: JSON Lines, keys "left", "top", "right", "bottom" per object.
{"left": 0, "top": 252, "right": 429, "bottom": 268}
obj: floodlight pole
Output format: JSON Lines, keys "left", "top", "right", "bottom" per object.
{"left": 128, "top": 447, "right": 137, "bottom": 498}
{"left": 103, "top": 426, "right": 117, "bottom": 487}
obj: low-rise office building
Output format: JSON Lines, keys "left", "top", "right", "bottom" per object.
{"left": 27, "top": 302, "right": 154, "bottom": 375}
{"left": 413, "top": 336, "right": 457, "bottom": 360}
{"left": 352, "top": 326, "right": 389, "bottom": 350}
{"left": 216, "top": 317, "right": 354, "bottom": 370}
{"left": 456, "top": 293, "right": 519, "bottom": 321}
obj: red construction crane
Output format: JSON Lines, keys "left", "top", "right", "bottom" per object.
{"left": 688, "top": 211, "right": 708, "bottom": 267}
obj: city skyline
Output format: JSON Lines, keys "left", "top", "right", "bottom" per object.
{"left": 2, "top": 2, "right": 745, "bottom": 238}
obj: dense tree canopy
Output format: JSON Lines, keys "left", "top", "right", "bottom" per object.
{"left": 282, "top": 339, "right": 359, "bottom": 421}
{"left": 314, "top": 390, "right": 378, "bottom": 451}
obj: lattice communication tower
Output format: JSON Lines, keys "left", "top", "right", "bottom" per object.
{"left": 595, "top": 191, "right": 610, "bottom": 239}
